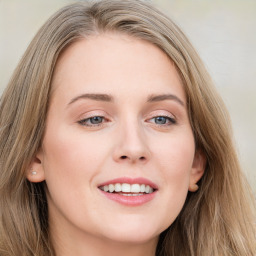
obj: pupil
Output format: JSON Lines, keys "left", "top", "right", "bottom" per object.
{"left": 90, "top": 116, "right": 103, "bottom": 124}
{"left": 155, "top": 116, "right": 166, "bottom": 124}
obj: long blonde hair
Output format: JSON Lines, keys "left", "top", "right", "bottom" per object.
{"left": 0, "top": 1, "right": 255, "bottom": 255}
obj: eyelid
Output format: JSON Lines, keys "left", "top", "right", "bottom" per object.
{"left": 147, "top": 115, "right": 176, "bottom": 125}
{"left": 145, "top": 110, "right": 176, "bottom": 120}
{"left": 145, "top": 110, "right": 177, "bottom": 126}
{"left": 78, "top": 116, "right": 106, "bottom": 127}
{"left": 77, "top": 110, "right": 111, "bottom": 127}
{"left": 77, "top": 110, "right": 109, "bottom": 119}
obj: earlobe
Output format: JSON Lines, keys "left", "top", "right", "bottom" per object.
{"left": 189, "top": 149, "right": 206, "bottom": 192}
{"left": 26, "top": 149, "right": 45, "bottom": 183}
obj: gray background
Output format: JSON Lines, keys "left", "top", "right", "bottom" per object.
{"left": 0, "top": 0, "right": 255, "bottom": 193}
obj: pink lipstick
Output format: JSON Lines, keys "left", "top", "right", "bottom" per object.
{"left": 98, "top": 177, "right": 158, "bottom": 206}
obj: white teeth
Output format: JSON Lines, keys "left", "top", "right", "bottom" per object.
{"left": 145, "top": 185, "right": 150, "bottom": 193}
{"left": 120, "top": 193, "right": 144, "bottom": 196}
{"left": 114, "top": 183, "right": 122, "bottom": 192}
{"left": 100, "top": 183, "right": 155, "bottom": 194}
{"left": 131, "top": 184, "right": 140, "bottom": 193}
{"left": 140, "top": 184, "right": 145, "bottom": 193}
{"left": 109, "top": 184, "right": 115, "bottom": 192}
{"left": 145, "top": 185, "right": 153, "bottom": 193}
{"left": 122, "top": 183, "right": 131, "bottom": 192}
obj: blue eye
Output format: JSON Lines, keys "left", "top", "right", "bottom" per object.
{"left": 78, "top": 116, "right": 105, "bottom": 126}
{"left": 155, "top": 116, "right": 168, "bottom": 124}
{"left": 89, "top": 116, "right": 104, "bottom": 124}
{"left": 150, "top": 116, "right": 176, "bottom": 125}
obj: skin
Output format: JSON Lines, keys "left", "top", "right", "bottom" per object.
{"left": 28, "top": 33, "right": 205, "bottom": 256}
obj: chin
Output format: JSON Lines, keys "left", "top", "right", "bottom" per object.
{"left": 104, "top": 232, "right": 158, "bottom": 245}
{"left": 98, "top": 220, "right": 164, "bottom": 245}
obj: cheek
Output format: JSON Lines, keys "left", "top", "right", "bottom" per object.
{"left": 151, "top": 131, "right": 195, "bottom": 225}
{"left": 41, "top": 128, "right": 108, "bottom": 223}
{"left": 43, "top": 125, "right": 106, "bottom": 169}
{"left": 41, "top": 128, "right": 98, "bottom": 190}
{"left": 153, "top": 130, "right": 195, "bottom": 177}
{"left": 161, "top": 143, "right": 194, "bottom": 190}
{"left": 41, "top": 126, "right": 114, "bottom": 201}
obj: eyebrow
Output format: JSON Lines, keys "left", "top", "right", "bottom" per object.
{"left": 147, "top": 94, "right": 185, "bottom": 107}
{"left": 68, "top": 93, "right": 113, "bottom": 105}
{"left": 67, "top": 93, "right": 185, "bottom": 107}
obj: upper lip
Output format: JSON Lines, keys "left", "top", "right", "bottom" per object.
{"left": 98, "top": 177, "right": 158, "bottom": 190}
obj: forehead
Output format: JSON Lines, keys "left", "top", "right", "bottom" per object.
{"left": 50, "top": 33, "right": 186, "bottom": 104}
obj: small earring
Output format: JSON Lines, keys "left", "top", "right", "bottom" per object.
{"left": 189, "top": 184, "right": 199, "bottom": 192}
{"left": 31, "top": 170, "right": 37, "bottom": 175}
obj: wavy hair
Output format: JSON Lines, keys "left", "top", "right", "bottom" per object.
{"left": 0, "top": 1, "right": 255, "bottom": 255}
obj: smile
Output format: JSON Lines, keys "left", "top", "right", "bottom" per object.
{"left": 99, "top": 183, "right": 154, "bottom": 195}
{"left": 98, "top": 177, "right": 158, "bottom": 206}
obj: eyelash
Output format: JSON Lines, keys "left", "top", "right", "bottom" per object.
{"left": 78, "top": 115, "right": 176, "bottom": 127}
{"left": 78, "top": 116, "right": 107, "bottom": 127}
{"left": 147, "top": 115, "right": 176, "bottom": 126}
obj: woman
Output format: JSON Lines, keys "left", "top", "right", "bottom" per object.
{"left": 0, "top": 0, "right": 255, "bottom": 255}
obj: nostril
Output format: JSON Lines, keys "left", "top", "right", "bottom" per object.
{"left": 119, "top": 155, "right": 147, "bottom": 161}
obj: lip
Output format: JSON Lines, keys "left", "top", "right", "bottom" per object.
{"left": 98, "top": 177, "right": 158, "bottom": 206}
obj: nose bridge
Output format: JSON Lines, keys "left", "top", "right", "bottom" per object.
{"left": 112, "top": 113, "right": 150, "bottom": 163}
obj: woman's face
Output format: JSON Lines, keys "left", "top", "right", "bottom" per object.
{"left": 29, "top": 34, "right": 204, "bottom": 246}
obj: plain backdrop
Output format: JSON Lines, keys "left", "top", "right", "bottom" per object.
{"left": 0, "top": 0, "right": 255, "bottom": 194}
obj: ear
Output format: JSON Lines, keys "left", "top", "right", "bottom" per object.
{"left": 189, "top": 149, "right": 206, "bottom": 192}
{"left": 26, "top": 148, "right": 46, "bottom": 183}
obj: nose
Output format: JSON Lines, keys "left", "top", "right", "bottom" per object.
{"left": 112, "top": 122, "right": 151, "bottom": 164}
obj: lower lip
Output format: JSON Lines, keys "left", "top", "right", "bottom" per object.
{"left": 99, "top": 190, "right": 157, "bottom": 206}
